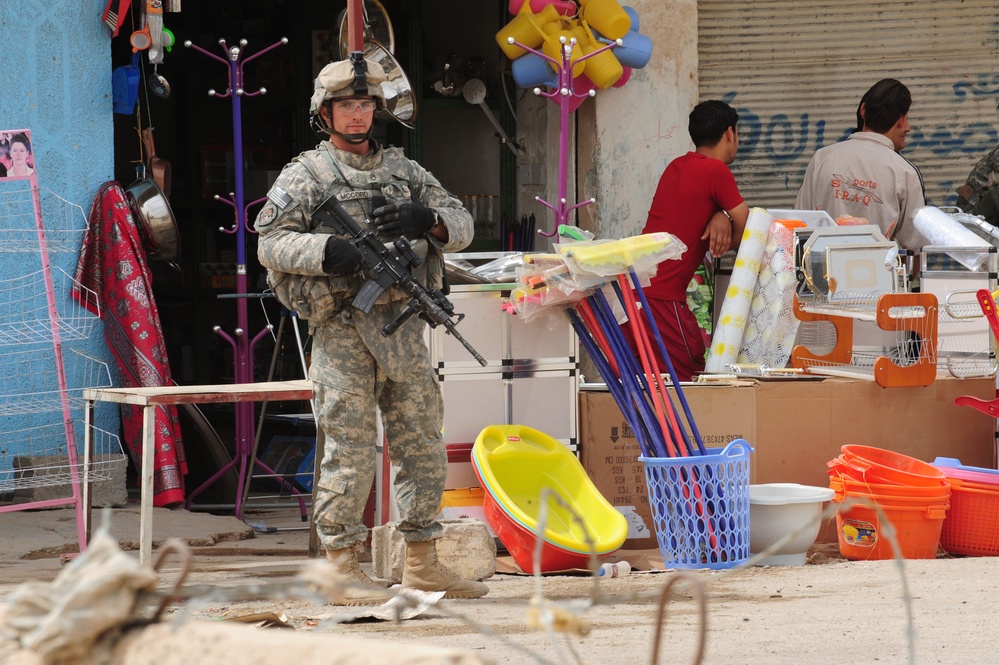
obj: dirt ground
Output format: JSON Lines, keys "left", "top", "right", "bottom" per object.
{"left": 2, "top": 526, "right": 997, "bottom": 664}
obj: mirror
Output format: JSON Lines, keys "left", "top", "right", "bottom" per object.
{"left": 333, "top": 0, "right": 394, "bottom": 59}
{"left": 365, "top": 40, "right": 417, "bottom": 127}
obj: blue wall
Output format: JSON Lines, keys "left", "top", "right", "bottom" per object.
{"left": 0, "top": 1, "right": 120, "bottom": 460}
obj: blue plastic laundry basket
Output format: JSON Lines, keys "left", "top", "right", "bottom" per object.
{"left": 639, "top": 439, "right": 753, "bottom": 570}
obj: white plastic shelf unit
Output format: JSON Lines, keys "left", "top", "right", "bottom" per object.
{"left": 426, "top": 270, "right": 579, "bottom": 452}
{"left": 920, "top": 246, "right": 998, "bottom": 379}
{"left": 0, "top": 175, "right": 120, "bottom": 555}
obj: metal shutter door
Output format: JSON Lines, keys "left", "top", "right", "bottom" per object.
{"left": 697, "top": 0, "right": 999, "bottom": 211}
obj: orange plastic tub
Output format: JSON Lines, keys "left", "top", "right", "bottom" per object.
{"left": 830, "top": 476, "right": 950, "bottom": 506}
{"left": 835, "top": 499, "right": 948, "bottom": 560}
{"left": 828, "top": 466, "right": 951, "bottom": 498}
{"left": 838, "top": 445, "right": 946, "bottom": 487}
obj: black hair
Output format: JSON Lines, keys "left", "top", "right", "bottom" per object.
{"left": 859, "top": 79, "right": 911, "bottom": 133}
{"left": 688, "top": 100, "right": 739, "bottom": 148}
{"left": 9, "top": 132, "right": 31, "bottom": 153}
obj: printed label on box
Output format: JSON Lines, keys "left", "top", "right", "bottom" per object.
{"left": 615, "top": 506, "right": 652, "bottom": 540}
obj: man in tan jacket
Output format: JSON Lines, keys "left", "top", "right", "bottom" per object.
{"left": 795, "top": 78, "right": 927, "bottom": 250}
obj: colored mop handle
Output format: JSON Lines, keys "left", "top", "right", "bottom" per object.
{"left": 629, "top": 269, "right": 706, "bottom": 454}
{"left": 589, "top": 290, "right": 671, "bottom": 458}
{"left": 575, "top": 297, "right": 620, "bottom": 377}
{"left": 576, "top": 297, "right": 661, "bottom": 453}
{"left": 582, "top": 294, "right": 667, "bottom": 457}
{"left": 610, "top": 278, "right": 682, "bottom": 457}
{"left": 612, "top": 276, "right": 692, "bottom": 457}
{"left": 570, "top": 303, "right": 647, "bottom": 449}
{"left": 581, "top": 296, "right": 665, "bottom": 456}
{"left": 567, "top": 308, "right": 653, "bottom": 458}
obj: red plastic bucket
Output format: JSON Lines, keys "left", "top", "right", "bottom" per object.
{"left": 837, "top": 445, "right": 947, "bottom": 487}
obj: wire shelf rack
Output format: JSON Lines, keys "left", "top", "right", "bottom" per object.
{"left": 792, "top": 292, "right": 939, "bottom": 387}
{"left": 0, "top": 423, "right": 125, "bottom": 493}
{"left": 799, "top": 290, "right": 904, "bottom": 320}
{"left": 0, "top": 137, "right": 102, "bottom": 549}
{"left": 795, "top": 343, "right": 934, "bottom": 381}
{"left": 0, "top": 184, "right": 88, "bottom": 253}
{"left": 0, "top": 348, "right": 112, "bottom": 417}
{"left": 936, "top": 290, "right": 996, "bottom": 378}
{"left": 0, "top": 267, "right": 100, "bottom": 345}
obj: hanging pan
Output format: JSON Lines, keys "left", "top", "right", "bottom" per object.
{"left": 364, "top": 40, "right": 417, "bottom": 127}
{"left": 125, "top": 171, "right": 181, "bottom": 264}
{"left": 141, "top": 127, "right": 172, "bottom": 197}
{"left": 333, "top": 0, "right": 395, "bottom": 59}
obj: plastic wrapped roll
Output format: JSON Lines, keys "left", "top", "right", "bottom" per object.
{"left": 913, "top": 206, "right": 991, "bottom": 271}
{"left": 705, "top": 207, "right": 774, "bottom": 373}
{"left": 736, "top": 222, "right": 799, "bottom": 367}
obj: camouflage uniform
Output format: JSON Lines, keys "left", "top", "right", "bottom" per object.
{"left": 255, "top": 141, "right": 473, "bottom": 550}
{"left": 956, "top": 144, "right": 999, "bottom": 225}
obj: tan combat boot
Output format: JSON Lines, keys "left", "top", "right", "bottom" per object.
{"left": 325, "top": 546, "right": 396, "bottom": 606}
{"left": 401, "top": 540, "right": 488, "bottom": 599}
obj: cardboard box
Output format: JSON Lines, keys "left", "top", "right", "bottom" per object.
{"left": 580, "top": 377, "right": 997, "bottom": 549}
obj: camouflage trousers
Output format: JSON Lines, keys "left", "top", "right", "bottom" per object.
{"left": 311, "top": 311, "right": 446, "bottom": 551}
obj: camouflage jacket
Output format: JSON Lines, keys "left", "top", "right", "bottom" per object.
{"left": 255, "top": 141, "right": 473, "bottom": 321}
{"left": 956, "top": 144, "right": 999, "bottom": 211}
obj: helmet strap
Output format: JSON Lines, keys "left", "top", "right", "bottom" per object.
{"left": 349, "top": 52, "right": 369, "bottom": 97}
{"left": 331, "top": 128, "right": 371, "bottom": 145}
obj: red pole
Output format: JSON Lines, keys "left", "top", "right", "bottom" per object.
{"left": 347, "top": 0, "right": 364, "bottom": 54}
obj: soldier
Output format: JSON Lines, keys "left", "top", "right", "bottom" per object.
{"left": 956, "top": 144, "right": 999, "bottom": 225}
{"left": 255, "top": 57, "right": 485, "bottom": 605}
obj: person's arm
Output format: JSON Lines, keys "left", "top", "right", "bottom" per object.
{"left": 892, "top": 166, "right": 928, "bottom": 251}
{"left": 702, "top": 210, "right": 733, "bottom": 257}
{"left": 255, "top": 164, "right": 330, "bottom": 276}
{"left": 405, "top": 155, "right": 474, "bottom": 252}
{"left": 701, "top": 163, "right": 748, "bottom": 255}
{"left": 428, "top": 213, "right": 449, "bottom": 243}
{"left": 726, "top": 202, "right": 750, "bottom": 251}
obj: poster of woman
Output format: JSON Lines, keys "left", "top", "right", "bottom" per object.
{"left": 0, "top": 130, "right": 35, "bottom": 179}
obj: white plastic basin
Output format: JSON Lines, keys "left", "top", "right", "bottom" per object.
{"left": 749, "top": 483, "right": 835, "bottom": 566}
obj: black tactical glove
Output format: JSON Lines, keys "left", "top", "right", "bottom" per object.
{"left": 371, "top": 201, "right": 437, "bottom": 238}
{"left": 322, "top": 237, "right": 363, "bottom": 276}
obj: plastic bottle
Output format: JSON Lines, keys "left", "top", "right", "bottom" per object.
{"left": 597, "top": 561, "right": 632, "bottom": 577}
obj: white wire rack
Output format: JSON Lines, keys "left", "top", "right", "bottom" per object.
{"left": 935, "top": 290, "right": 996, "bottom": 378}
{"left": 798, "top": 290, "right": 899, "bottom": 320}
{"left": 792, "top": 292, "right": 939, "bottom": 387}
{"left": 0, "top": 157, "right": 105, "bottom": 548}
{"left": 0, "top": 185, "right": 88, "bottom": 253}
{"left": 0, "top": 423, "right": 125, "bottom": 493}
{"left": 0, "top": 267, "right": 100, "bottom": 345}
{"left": 0, "top": 348, "right": 112, "bottom": 417}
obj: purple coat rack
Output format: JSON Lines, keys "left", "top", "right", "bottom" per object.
{"left": 182, "top": 37, "right": 306, "bottom": 520}
{"left": 506, "top": 34, "right": 619, "bottom": 237}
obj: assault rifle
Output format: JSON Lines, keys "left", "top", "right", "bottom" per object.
{"left": 314, "top": 195, "right": 488, "bottom": 367}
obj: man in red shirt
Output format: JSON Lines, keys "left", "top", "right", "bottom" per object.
{"left": 627, "top": 100, "right": 749, "bottom": 381}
